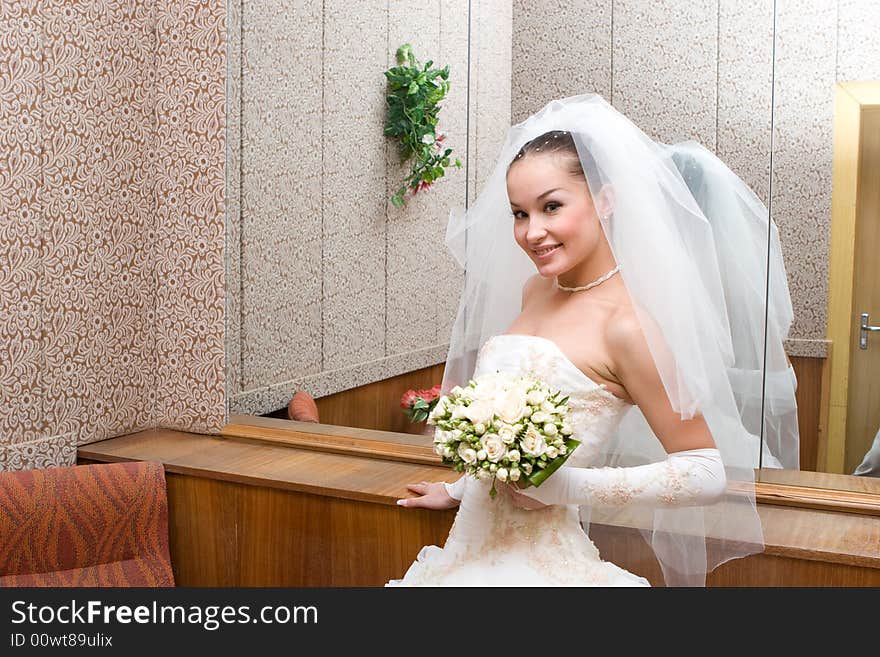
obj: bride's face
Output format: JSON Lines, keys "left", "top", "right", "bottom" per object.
{"left": 507, "top": 154, "right": 603, "bottom": 278}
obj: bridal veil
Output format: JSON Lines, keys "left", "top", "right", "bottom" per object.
{"left": 439, "top": 94, "right": 798, "bottom": 586}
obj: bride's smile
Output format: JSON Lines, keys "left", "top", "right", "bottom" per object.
{"left": 533, "top": 243, "right": 562, "bottom": 258}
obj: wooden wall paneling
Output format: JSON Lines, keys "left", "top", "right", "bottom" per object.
{"left": 310, "top": 363, "right": 446, "bottom": 434}
{"left": 165, "top": 475, "right": 454, "bottom": 586}
{"left": 790, "top": 355, "right": 825, "bottom": 471}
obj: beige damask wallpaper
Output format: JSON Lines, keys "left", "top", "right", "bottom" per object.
{"left": 0, "top": 0, "right": 227, "bottom": 471}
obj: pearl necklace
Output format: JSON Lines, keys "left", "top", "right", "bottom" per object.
{"left": 555, "top": 265, "right": 620, "bottom": 293}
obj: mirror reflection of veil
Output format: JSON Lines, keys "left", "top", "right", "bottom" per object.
{"left": 667, "top": 142, "right": 800, "bottom": 471}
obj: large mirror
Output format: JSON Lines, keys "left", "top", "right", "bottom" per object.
{"left": 760, "top": 1, "right": 880, "bottom": 488}
{"left": 225, "top": 0, "right": 497, "bottom": 435}
{"left": 225, "top": 2, "right": 880, "bottom": 497}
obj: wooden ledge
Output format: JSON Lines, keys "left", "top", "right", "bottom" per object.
{"left": 225, "top": 416, "right": 880, "bottom": 516}
{"left": 222, "top": 414, "right": 439, "bottom": 466}
{"left": 753, "top": 481, "right": 880, "bottom": 517}
{"left": 78, "top": 427, "right": 458, "bottom": 506}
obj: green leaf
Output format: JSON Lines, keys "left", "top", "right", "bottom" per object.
{"left": 524, "top": 439, "right": 581, "bottom": 488}
{"left": 385, "top": 44, "right": 461, "bottom": 207}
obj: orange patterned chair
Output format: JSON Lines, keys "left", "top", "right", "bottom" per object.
{"left": 0, "top": 460, "right": 175, "bottom": 586}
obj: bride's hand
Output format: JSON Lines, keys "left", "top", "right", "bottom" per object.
{"left": 501, "top": 482, "right": 549, "bottom": 510}
{"left": 396, "top": 481, "right": 460, "bottom": 510}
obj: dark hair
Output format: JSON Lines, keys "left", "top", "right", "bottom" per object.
{"left": 508, "top": 130, "right": 601, "bottom": 184}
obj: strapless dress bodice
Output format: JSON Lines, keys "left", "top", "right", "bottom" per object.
{"left": 474, "top": 334, "right": 632, "bottom": 468}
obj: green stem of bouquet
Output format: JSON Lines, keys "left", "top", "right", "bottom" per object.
{"left": 525, "top": 438, "right": 582, "bottom": 488}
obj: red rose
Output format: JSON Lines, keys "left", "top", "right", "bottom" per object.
{"left": 416, "top": 385, "right": 441, "bottom": 402}
{"left": 401, "top": 389, "right": 419, "bottom": 409}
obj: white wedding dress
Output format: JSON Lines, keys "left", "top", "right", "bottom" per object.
{"left": 387, "top": 334, "right": 651, "bottom": 587}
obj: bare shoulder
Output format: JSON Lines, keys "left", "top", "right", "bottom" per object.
{"left": 604, "top": 304, "right": 665, "bottom": 380}
{"left": 605, "top": 305, "right": 647, "bottom": 358}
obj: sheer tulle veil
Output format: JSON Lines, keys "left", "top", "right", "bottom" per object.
{"left": 439, "top": 94, "right": 797, "bottom": 586}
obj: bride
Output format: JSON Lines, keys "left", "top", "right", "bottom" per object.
{"left": 388, "top": 95, "right": 793, "bottom": 587}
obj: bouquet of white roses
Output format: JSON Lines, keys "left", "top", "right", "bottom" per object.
{"left": 427, "top": 372, "right": 580, "bottom": 498}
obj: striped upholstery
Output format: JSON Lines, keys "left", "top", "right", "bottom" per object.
{"left": 0, "top": 461, "right": 174, "bottom": 587}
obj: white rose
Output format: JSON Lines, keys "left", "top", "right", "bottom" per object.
{"left": 457, "top": 443, "right": 477, "bottom": 464}
{"left": 531, "top": 411, "right": 548, "bottom": 424}
{"left": 497, "top": 389, "right": 527, "bottom": 424}
{"left": 452, "top": 429, "right": 463, "bottom": 440}
{"left": 541, "top": 400, "right": 556, "bottom": 413}
{"left": 442, "top": 445, "right": 455, "bottom": 459}
{"left": 509, "top": 468, "right": 521, "bottom": 482}
{"left": 433, "top": 429, "right": 448, "bottom": 444}
{"left": 561, "top": 423, "right": 573, "bottom": 436}
{"left": 543, "top": 423, "right": 558, "bottom": 437}
{"left": 476, "top": 468, "right": 493, "bottom": 480}
{"left": 521, "top": 462, "right": 533, "bottom": 475}
{"left": 507, "top": 449, "right": 520, "bottom": 462}
{"left": 499, "top": 427, "right": 517, "bottom": 445}
{"left": 433, "top": 443, "right": 444, "bottom": 456}
{"left": 428, "top": 399, "right": 448, "bottom": 421}
{"left": 520, "top": 426, "right": 547, "bottom": 458}
{"left": 464, "top": 401, "right": 494, "bottom": 426}
{"left": 496, "top": 467, "right": 509, "bottom": 482}
{"left": 558, "top": 444, "right": 568, "bottom": 455}
{"left": 526, "top": 389, "right": 547, "bottom": 405}
{"left": 514, "top": 379, "right": 533, "bottom": 397}
{"left": 450, "top": 386, "right": 464, "bottom": 397}
{"left": 471, "top": 373, "right": 506, "bottom": 401}
{"left": 483, "top": 434, "right": 507, "bottom": 463}
{"left": 545, "top": 445, "right": 559, "bottom": 459}
{"left": 452, "top": 405, "right": 468, "bottom": 420}
{"left": 476, "top": 449, "right": 487, "bottom": 461}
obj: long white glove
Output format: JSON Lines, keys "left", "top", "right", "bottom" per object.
{"left": 443, "top": 477, "right": 466, "bottom": 501}
{"left": 517, "top": 448, "right": 727, "bottom": 508}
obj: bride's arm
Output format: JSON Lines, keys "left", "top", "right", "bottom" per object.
{"left": 514, "top": 310, "right": 726, "bottom": 508}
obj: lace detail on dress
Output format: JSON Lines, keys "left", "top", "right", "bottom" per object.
{"left": 395, "top": 480, "right": 620, "bottom": 586}
{"left": 580, "top": 459, "right": 701, "bottom": 507}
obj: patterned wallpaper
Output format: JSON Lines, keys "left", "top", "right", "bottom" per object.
{"left": 227, "top": 0, "right": 510, "bottom": 415}
{"left": 512, "top": 0, "right": 880, "bottom": 358}
{"left": 0, "top": 0, "right": 227, "bottom": 471}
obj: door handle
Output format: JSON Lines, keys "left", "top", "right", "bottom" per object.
{"left": 860, "top": 312, "right": 880, "bottom": 349}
